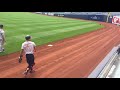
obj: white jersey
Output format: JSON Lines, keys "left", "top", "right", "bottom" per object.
{"left": 21, "top": 41, "right": 36, "bottom": 54}
{"left": 0, "top": 29, "right": 4, "bottom": 40}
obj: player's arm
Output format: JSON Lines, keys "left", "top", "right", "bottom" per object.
{"left": 18, "top": 43, "right": 24, "bottom": 63}
{"left": 34, "top": 46, "right": 36, "bottom": 52}
{"left": 18, "top": 49, "right": 24, "bottom": 63}
{"left": 20, "top": 49, "right": 24, "bottom": 57}
{"left": 20, "top": 43, "right": 24, "bottom": 57}
{"left": 33, "top": 42, "right": 36, "bottom": 52}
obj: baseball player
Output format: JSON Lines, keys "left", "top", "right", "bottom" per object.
{"left": 19, "top": 35, "right": 36, "bottom": 75}
{"left": 0, "top": 24, "right": 5, "bottom": 52}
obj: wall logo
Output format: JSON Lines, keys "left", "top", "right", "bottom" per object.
{"left": 91, "top": 16, "right": 100, "bottom": 20}
{"left": 91, "top": 16, "right": 98, "bottom": 19}
{"left": 112, "top": 16, "right": 120, "bottom": 25}
{"left": 92, "top": 16, "right": 97, "bottom": 19}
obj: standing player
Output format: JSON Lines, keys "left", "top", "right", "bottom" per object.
{"left": 0, "top": 24, "right": 5, "bottom": 52}
{"left": 19, "top": 35, "right": 36, "bottom": 76}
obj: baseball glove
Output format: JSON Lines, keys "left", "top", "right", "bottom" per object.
{"left": 18, "top": 56, "right": 22, "bottom": 63}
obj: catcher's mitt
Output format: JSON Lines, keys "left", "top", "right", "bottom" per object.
{"left": 18, "top": 56, "right": 22, "bottom": 63}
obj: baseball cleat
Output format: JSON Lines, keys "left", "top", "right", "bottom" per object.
{"left": 23, "top": 68, "right": 30, "bottom": 75}
{"left": 2, "top": 48, "right": 5, "bottom": 52}
{"left": 29, "top": 70, "right": 35, "bottom": 73}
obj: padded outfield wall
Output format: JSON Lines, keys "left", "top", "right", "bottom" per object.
{"left": 54, "top": 14, "right": 113, "bottom": 23}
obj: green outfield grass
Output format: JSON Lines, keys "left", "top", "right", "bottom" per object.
{"left": 0, "top": 12, "right": 104, "bottom": 56}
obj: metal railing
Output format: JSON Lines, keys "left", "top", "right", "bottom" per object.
{"left": 88, "top": 46, "right": 119, "bottom": 78}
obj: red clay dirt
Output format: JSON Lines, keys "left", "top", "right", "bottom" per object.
{"left": 0, "top": 22, "right": 120, "bottom": 78}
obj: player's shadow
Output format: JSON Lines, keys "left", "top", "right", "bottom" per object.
{"left": 23, "top": 72, "right": 36, "bottom": 78}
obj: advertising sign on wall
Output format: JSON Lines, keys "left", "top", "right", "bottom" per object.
{"left": 112, "top": 16, "right": 120, "bottom": 25}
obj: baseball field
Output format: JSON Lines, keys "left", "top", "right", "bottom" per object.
{"left": 1, "top": 12, "right": 120, "bottom": 78}
{"left": 0, "top": 12, "right": 103, "bottom": 56}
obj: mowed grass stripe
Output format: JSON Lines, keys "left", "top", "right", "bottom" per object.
{"left": 6, "top": 21, "right": 94, "bottom": 36}
{"left": 6, "top": 19, "right": 86, "bottom": 23}
{"left": 0, "top": 12, "right": 103, "bottom": 55}
{"left": 6, "top": 23, "right": 98, "bottom": 41}
{"left": 3, "top": 20, "right": 79, "bottom": 24}
{"left": 1, "top": 19, "right": 86, "bottom": 24}
{"left": 6, "top": 23, "right": 97, "bottom": 37}
{"left": 0, "top": 12, "right": 88, "bottom": 24}
{"left": 31, "top": 24, "right": 100, "bottom": 39}
{"left": 5, "top": 24, "right": 102, "bottom": 48}
{"left": 3, "top": 19, "right": 92, "bottom": 29}
{"left": 34, "top": 24, "right": 103, "bottom": 45}
{"left": 6, "top": 21, "right": 92, "bottom": 29}
{"left": 4, "top": 24, "right": 103, "bottom": 55}
{"left": 17, "top": 21, "right": 93, "bottom": 27}
{"left": 0, "top": 13, "right": 78, "bottom": 22}
{"left": 0, "top": 12, "right": 76, "bottom": 21}
{"left": 3, "top": 19, "right": 92, "bottom": 27}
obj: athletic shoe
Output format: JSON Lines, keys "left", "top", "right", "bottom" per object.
{"left": 2, "top": 48, "right": 5, "bottom": 52}
{"left": 23, "top": 68, "right": 30, "bottom": 75}
{"left": 0, "top": 48, "right": 5, "bottom": 52}
{"left": 23, "top": 71, "right": 28, "bottom": 75}
{"left": 29, "top": 70, "right": 35, "bottom": 73}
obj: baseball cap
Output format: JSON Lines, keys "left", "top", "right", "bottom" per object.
{"left": 25, "top": 35, "right": 31, "bottom": 40}
{"left": 0, "top": 24, "right": 3, "bottom": 28}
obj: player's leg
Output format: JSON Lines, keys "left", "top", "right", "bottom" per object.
{"left": 2, "top": 41, "right": 5, "bottom": 52}
{"left": 23, "top": 67, "right": 30, "bottom": 75}
{"left": 23, "top": 54, "right": 31, "bottom": 75}
{"left": 29, "top": 65, "right": 35, "bottom": 73}
{"left": 25, "top": 54, "right": 35, "bottom": 73}
{"left": 24, "top": 62, "right": 35, "bottom": 74}
{"left": 29, "top": 54, "right": 35, "bottom": 73}
{"left": 0, "top": 40, "right": 4, "bottom": 52}
{"left": 1, "top": 40, "right": 5, "bottom": 52}
{"left": 0, "top": 40, "right": 2, "bottom": 52}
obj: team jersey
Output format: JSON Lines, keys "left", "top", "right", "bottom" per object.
{"left": 21, "top": 41, "right": 36, "bottom": 54}
{"left": 0, "top": 29, "right": 4, "bottom": 40}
